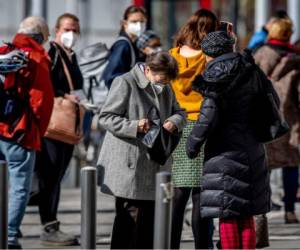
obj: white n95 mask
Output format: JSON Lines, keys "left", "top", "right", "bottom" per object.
{"left": 60, "top": 31, "right": 78, "bottom": 49}
{"left": 127, "top": 22, "right": 146, "bottom": 37}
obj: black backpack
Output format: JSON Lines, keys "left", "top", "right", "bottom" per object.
{"left": 0, "top": 43, "right": 29, "bottom": 133}
{"left": 251, "top": 64, "right": 289, "bottom": 143}
{"left": 0, "top": 74, "right": 28, "bottom": 133}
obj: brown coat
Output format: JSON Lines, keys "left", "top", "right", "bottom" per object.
{"left": 254, "top": 45, "right": 300, "bottom": 168}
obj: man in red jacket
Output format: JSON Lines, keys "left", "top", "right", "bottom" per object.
{"left": 0, "top": 16, "right": 54, "bottom": 249}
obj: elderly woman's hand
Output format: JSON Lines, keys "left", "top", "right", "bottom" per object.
{"left": 138, "top": 118, "right": 150, "bottom": 133}
{"left": 163, "top": 121, "right": 177, "bottom": 133}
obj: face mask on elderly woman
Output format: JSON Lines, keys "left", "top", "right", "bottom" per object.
{"left": 144, "top": 66, "right": 169, "bottom": 93}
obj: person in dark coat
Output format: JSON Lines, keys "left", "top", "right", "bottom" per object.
{"left": 34, "top": 13, "right": 83, "bottom": 246}
{"left": 186, "top": 31, "right": 271, "bottom": 249}
{"left": 102, "top": 5, "right": 147, "bottom": 89}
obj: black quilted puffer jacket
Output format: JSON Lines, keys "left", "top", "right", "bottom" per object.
{"left": 186, "top": 51, "right": 271, "bottom": 219}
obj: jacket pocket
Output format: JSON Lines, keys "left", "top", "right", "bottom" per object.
{"left": 127, "top": 142, "right": 139, "bottom": 169}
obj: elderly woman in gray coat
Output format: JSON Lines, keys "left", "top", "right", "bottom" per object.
{"left": 97, "top": 52, "right": 186, "bottom": 249}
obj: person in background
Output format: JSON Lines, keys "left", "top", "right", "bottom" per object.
{"left": 294, "top": 38, "right": 300, "bottom": 203}
{"left": 97, "top": 52, "right": 186, "bottom": 249}
{"left": 136, "top": 29, "right": 162, "bottom": 59}
{"left": 254, "top": 18, "right": 300, "bottom": 224}
{"left": 248, "top": 10, "right": 289, "bottom": 51}
{"left": 34, "top": 13, "right": 83, "bottom": 246}
{"left": 169, "top": 9, "right": 218, "bottom": 249}
{"left": 187, "top": 31, "right": 271, "bottom": 250}
{"left": 102, "top": 5, "right": 147, "bottom": 89}
{"left": 294, "top": 38, "right": 300, "bottom": 55}
{"left": 0, "top": 16, "right": 54, "bottom": 249}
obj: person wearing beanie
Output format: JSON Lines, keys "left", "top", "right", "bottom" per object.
{"left": 136, "top": 30, "right": 162, "bottom": 58}
{"left": 200, "top": 30, "right": 235, "bottom": 58}
{"left": 186, "top": 31, "right": 271, "bottom": 249}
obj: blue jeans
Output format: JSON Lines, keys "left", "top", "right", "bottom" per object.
{"left": 0, "top": 139, "right": 35, "bottom": 245}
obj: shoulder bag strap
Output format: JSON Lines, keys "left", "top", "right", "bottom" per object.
{"left": 51, "top": 42, "right": 74, "bottom": 91}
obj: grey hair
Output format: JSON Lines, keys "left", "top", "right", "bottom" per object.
{"left": 18, "top": 16, "right": 49, "bottom": 37}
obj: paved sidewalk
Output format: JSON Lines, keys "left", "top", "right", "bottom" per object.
{"left": 19, "top": 189, "right": 300, "bottom": 249}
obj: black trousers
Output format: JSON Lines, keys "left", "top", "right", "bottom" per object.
{"left": 283, "top": 166, "right": 299, "bottom": 212}
{"left": 35, "top": 138, "right": 74, "bottom": 224}
{"left": 111, "top": 197, "right": 155, "bottom": 249}
{"left": 171, "top": 187, "right": 213, "bottom": 249}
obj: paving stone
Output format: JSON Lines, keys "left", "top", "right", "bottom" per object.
{"left": 19, "top": 189, "right": 300, "bottom": 249}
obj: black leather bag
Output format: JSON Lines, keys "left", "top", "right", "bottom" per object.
{"left": 140, "top": 106, "right": 182, "bottom": 165}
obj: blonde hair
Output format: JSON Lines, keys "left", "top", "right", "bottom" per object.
{"left": 268, "top": 19, "right": 293, "bottom": 42}
{"left": 18, "top": 16, "right": 49, "bottom": 40}
{"left": 55, "top": 13, "right": 80, "bottom": 34}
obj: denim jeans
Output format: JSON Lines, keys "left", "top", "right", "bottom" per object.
{"left": 0, "top": 138, "right": 35, "bottom": 245}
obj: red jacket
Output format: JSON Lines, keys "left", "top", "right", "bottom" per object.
{"left": 0, "top": 34, "right": 54, "bottom": 150}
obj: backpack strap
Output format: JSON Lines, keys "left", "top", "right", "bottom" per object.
{"left": 114, "top": 36, "right": 136, "bottom": 68}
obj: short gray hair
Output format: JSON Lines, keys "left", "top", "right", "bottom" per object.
{"left": 18, "top": 16, "right": 49, "bottom": 39}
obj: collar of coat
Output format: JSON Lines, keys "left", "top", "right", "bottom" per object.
{"left": 12, "top": 33, "right": 51, "bottom": 63}
{"left": 130, "top": 63, "right": 151, "bottom": 89}
{"left": 13, "top": 33, "right": 46, "bottom": 53}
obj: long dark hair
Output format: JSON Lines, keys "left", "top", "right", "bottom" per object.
{"left": 174, "top": 9, "right": 219, "bottom": 50}
{"left": 120, "top": 5, "right": 147, "bottom": 33}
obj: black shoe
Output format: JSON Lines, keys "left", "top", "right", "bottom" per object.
{"left": 8, "top": 243, "right": 22, "bottom": 249}
{"left": 271, "top": 201, "right": 282, "bottom": 211}
{"left": 17, "top": 229, "right": 23, "bottom": 238}
{"left": 216, "top": 240, "right": 221, "bottom": 249}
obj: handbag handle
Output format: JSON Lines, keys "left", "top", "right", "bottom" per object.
{"left": 52, "top": 42, "right": 74, "bottom": 91}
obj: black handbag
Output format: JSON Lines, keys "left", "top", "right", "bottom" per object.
{"left": 140, "top": 106, "right": 182, "bottom": 165}
{"left": 251, "top": 65, "right": 289, "bottom": 143}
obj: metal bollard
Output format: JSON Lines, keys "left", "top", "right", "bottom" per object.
{"left": 153, "top": 172, "right": 173, "bottom": 249}
{"left": 80, "top": 166, "right": 97, "bottom": 249}
{"left": 0, "top": 161, "right": 8, "bottom": 249}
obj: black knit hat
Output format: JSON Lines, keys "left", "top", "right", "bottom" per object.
{"left": 201, "top": 31, "right": 235, "bottom": 58}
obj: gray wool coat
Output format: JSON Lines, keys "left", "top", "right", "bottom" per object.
{"left": 97, "top": 64, "right": 187, "bottom": 200}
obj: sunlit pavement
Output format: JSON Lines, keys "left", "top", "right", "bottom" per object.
{"left": 20, "top": 189, "right": 300, "bottom": 249}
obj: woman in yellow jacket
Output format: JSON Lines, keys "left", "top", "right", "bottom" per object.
{"left": 170, "top": 9, "right": 219, "bottom": 249}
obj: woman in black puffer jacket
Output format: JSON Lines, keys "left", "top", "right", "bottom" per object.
{"left": 186, "top": 31, "right": 271, "bottom": 250}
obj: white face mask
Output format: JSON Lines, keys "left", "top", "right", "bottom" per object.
{"left": 60, "top": 31, "right": 78, "bottom": 49}
{"left": 127, "top": 21, "right": 146, "bottom": 37}
{"left": 152, "top": 82, "right": 166, "bottom": 93}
